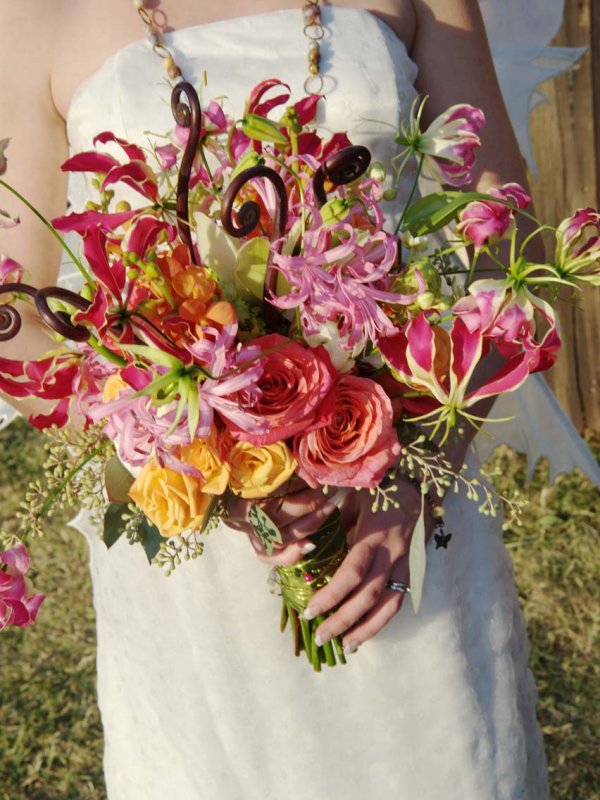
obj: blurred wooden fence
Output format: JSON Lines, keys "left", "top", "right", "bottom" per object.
{"left": 528, "top": 0, "right": 600, "bottom": 431}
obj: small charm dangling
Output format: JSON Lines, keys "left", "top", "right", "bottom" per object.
{"left": 434, "top": 531, "right": 453, "bottom": 550}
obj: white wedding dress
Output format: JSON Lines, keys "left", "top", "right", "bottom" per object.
{"left": 4, "top": 6, "right": 599, "bottom": 799}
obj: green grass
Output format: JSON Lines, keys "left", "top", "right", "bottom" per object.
{"left": 0, "top": 420, "right": 598, "bottom": 799}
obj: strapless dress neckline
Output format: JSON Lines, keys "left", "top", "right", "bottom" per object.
{"left": 66, "top": 6, "right": 416, "bottom": 125}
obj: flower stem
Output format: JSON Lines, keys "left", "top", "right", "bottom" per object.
{"left": 0, "top": 178, "right": 94, "bottom": 286}
{"left": 394, "top": 153, "right": 424, "bottom": 236}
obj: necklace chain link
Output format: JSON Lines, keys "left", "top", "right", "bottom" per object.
{"left": 132, "top": 1, "right": 324, "bottom": 92}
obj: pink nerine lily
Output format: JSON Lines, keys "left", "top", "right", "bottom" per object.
{"left": 0, "top": 543, "right": 45, "bottom": 631}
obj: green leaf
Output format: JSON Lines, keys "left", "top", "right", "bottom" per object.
{"left": 104, "top": 456, "right": 135, "bottom": 503}
{"left": 119, "top": 344, "right": 184, "bottom": 369}
{"left": 409, "top": 495, "right": 427, "bottom": 613}
{"left": 241, "top": 114, "right": 290, "bottom": 147}
{"left": 230, "top": 150, "right": 264, "bottom": 182}
{"left": 186, "top": 379, "right": 200, "bottom": 440}
{"left": 403, "top": 191, "right": 515, "bottom": 236}
{"left": 139, "top": 517, "right": 164, "bottom": 563}
{"left": 102, "top": 501, "right": 129, "bottom": 549}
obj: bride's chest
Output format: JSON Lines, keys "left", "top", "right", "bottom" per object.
{"left": 62, "top": 8, "right": 419, "bottom": 161}
{"left": 51, "top": 0, "right": 417, "bottom": 120}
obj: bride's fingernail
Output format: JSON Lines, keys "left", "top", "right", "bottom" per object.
{"left": 301, "top": 543, "right": 316, "bottom": 554}
{"left": 343, "top": 640, "right": 359, "bottom": 657}
{"left": 303, "top": 606, "right": 316, "bottom": 621}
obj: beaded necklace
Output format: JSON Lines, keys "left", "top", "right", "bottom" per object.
{"left": 132, "top": 1, "right": 325, "bottom": 93}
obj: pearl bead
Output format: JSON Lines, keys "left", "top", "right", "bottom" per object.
{"left": 133, "top": 0, "right": 145, "bottom": 9}
{"left": 163, "top": 55, "right": 175, "bottom": 69}
{"left": 146, "top": 31, "right": 161, "bottom": 46}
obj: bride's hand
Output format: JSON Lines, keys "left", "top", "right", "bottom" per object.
{"left": 305, "top": 481, "right": 433, "bottom": 655}
{"left": 224, "top": 484, "right": 340, "bottom": 566}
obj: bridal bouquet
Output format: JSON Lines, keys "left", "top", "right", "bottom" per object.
{"left": 1, "top": 79, "right": 598, "bottom": 667}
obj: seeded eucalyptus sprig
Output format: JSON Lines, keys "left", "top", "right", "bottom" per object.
{"left": 0, "top": 424, "right": 113, "bottom": 546}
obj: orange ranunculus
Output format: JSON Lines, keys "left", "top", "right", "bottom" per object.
{"left": 129, "top": 461, "right": 213, "bottom": 538}
{"left": 157, "top": 243, "right": 193, "bottom": 281}
{"left": 228, "top": 441, "right": 297, "bottom": 499}
{"left": 179, "top": 430, "right": 230, "bottom": 495}
{"left": 172, "top": 268, "right": 216, "bottom": 304}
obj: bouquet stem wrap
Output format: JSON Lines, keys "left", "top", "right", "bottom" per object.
{"left": 276, "top": 509, "right": 349, "bottom": 671}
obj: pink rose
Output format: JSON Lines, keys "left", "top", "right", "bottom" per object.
{"left": 0, "top": 543, "right": 45, "bottom": 631}
{"left": 224, "top": 333, "right": 336, "bottom": 445}
{"left": 457, "top": 183, "right": 531, "bottom": 250}
{"left": 294, "top": 375, "right": 401, "bottom": 488}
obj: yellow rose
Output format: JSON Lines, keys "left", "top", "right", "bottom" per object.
{"left": 228, "top": 441, "right": 297, "bottom": 499}
{"left": 179, "top": 430, "right": 230, "bottom": 495}
{"left": 129, "top": 461, "right": 213, "bottom": 538}
{"left": 102, "top": 374, "right": 128, "bottom": 403}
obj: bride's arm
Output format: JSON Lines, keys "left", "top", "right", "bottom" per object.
{"left": 302, "top": 0, "right": 544, "bottom": 652}
{"left": 0, "top": 2, "right": 69, "bottom": 414}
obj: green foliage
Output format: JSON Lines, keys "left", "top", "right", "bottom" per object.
{"left": 0, "top": 420, "right": 597, "bottom": 798}
{"left": 0, "top": 419, "right": 106, "bottom": 799}
{"left": 402, "top": 190, "right": 508, "bottom": 235}
{"left": 487, "top": 439, "right": 600, "bottom": 799}
{"left": 102, "top": 501, "right": 128, "bottom": 549}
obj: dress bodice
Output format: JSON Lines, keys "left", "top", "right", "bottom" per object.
{"left": 65, "top": 7, "right": 417, "bottom": 211}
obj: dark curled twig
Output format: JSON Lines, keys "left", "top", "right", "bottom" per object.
{"left": 312, "top": 145, "right": 371, "bottom": 207}
{"left": 221, "top": 165, "right": 289, "bottom": 330}
{"left": 171, "top": 81, "right": 202, "bottom": 260}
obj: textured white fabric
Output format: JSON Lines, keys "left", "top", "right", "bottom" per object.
{"left": 61, "top": 8, "right": 557, "bottom": 799}
{"left": 479, "top": 0, "right": 585, "bottom": 175}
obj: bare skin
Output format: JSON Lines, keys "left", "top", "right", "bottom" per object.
{"left": 0, "top": 0, "right": 536, "bottom": 654}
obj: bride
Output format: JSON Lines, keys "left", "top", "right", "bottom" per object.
{"left": 1, "top": 0, "right": 592, "bottom": 797}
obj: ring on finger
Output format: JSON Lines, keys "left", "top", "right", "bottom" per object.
{"left": 385, "top": 580, "right": 410, "bottom": 594}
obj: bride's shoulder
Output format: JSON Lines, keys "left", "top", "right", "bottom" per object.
{"left": 0, "top": 1, "right": 61, "bottom": 96}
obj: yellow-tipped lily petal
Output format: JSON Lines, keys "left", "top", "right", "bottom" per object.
{"left": 194, "top": 211, "right": 239, "bottom": 283}
{"left": 234, "top": 237, "right": 270, "bottom": 301}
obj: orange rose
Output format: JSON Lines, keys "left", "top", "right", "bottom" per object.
{"left": 179, "top": 430, "right": 230, "bottom": 495}
{"left": 129, "top": 461, "right": 213, "bottom": 538}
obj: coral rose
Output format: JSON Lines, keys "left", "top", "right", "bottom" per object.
{"left": 224, "top": 333, "right": 336, "bottom": 445}
{"left": 294, "top": 375, "right": 401, "bottom": 489}
{"left": 129, "top": 461, "right": 213, "bottom": 538}
{"left": 228, "top": 441, "right": 297, "bottom": 499}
